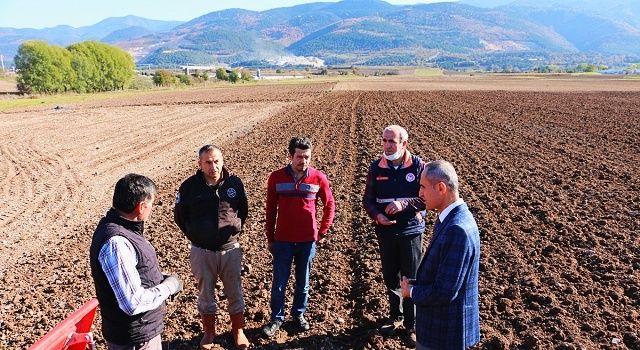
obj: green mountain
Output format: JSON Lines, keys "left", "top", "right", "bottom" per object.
{"left": 3, "top": 0, "right": 639, "bottom": 68}
{"left": 289, "top": 3, "right": 575, "bottom": 64}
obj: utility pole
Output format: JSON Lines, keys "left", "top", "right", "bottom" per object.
{"left": 0, "top": 54, "right": 5, "bottom": 72}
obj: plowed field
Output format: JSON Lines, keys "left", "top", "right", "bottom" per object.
{"left": 1, "top": 79, "right": 639, "bottom": 350}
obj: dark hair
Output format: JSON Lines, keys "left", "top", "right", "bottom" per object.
{"left": 198, "top": 144, "right": 222, "bottom": 158}
{"left": 112, "top": 174, "right": 157, "bottom": 213}
{"left": 288, "top": 137, "right": 312, "bottom": 155}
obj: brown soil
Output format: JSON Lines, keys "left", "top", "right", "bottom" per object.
{"left": 1, "top": 82, "right": 638, "bottom": 350}
{"left": 334, "top": 75, "right": 640, "bottom": 92}
{"left": 0, "top": 79, "right": 18, "bottom": 94}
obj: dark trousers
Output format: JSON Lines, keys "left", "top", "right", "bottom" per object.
{"left": 377, "top": 233, "right": 423, "bottom": 329}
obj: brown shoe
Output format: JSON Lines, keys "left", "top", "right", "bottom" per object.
{"left": 200, "top": 314, "right": 216, "bottom": 350}
{"left": 230, "top": 312, "right": 250, "bottom": 349}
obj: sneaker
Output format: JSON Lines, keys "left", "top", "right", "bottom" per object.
{"left": 262, "top": 319, "right": 283, "bottom": 338}
{"left": 379, "top": 316, "right": 403, "bottom": 336}
{"left": 295, "top": 314, "right": 310, "bottom": 331}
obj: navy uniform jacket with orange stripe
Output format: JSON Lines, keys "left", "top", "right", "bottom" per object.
{"left": 363, "top": 151, "right": 426, "bottom": 237}
{"left": 265, "top": 165, "right": 335, "bottom": 243}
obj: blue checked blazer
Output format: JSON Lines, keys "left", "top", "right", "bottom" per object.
{"left": 411, "top": 203, "right": 480, "bottom": 350}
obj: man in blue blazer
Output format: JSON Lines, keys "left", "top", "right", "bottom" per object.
{"left": 401, "top": 160, "right": 480, "bottom": 350}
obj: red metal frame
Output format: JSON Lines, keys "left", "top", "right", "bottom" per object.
{"left": 29, "top": 298, "right": 99, "bottom": 350}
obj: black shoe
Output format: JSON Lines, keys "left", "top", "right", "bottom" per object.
{"left": 404, "top": 327, "right": 417, "bottom": 347}
{"left": 262, "top": 319, "right": 283, "bottom": 338}
{"left": 295, "top": 314, "right": 310, "bottom": 331}
{"left": 379, "top": 316, "right": 403, "bottom": 336}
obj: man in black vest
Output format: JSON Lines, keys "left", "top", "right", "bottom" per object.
{"left": 362, "top": 125, "right": 426, "bottom": 346}
{"left": 90, "top": 174, "right": 183, "bottom": 350}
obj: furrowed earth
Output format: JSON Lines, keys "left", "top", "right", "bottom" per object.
{"left": 0, "top": 77, "right": 638, "bottom": 349}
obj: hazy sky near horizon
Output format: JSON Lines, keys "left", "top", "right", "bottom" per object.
{"left": 0, "top": 0, "right": 443, "bottom": 29}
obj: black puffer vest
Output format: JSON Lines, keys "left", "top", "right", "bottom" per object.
{"left": 89, "top": 209, "right": 166, "bottom": 345}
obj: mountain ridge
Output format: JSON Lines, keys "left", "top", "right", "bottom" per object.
{"left": 1, "top": 1, "right": 639, "bottom": 69}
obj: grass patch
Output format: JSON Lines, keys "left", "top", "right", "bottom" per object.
{"left": 0, "top": 74, "right": 16, "bottom": 82}
{"left": 569, "top": 72, "right": 601, "bottom": 76}
{"left": 0, "top": 89, "right": 151, "bottom": 111}
{"left": 415, "top": 68, "right": 444, "bottom": 77}
{"left": 623, "top": 75, "right": 640, "bottom": 80}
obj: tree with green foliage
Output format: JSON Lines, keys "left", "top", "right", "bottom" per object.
{"left": 575, "top": 63, "right": 598, "bottom": 73}
{"left": 15, "top": 40, "right": 134, "bottom": 94}
{"left": 240, "top": 70, "right": 253, "bottom": 81}
{"left": 176, "top": 74, "right": 192, "bottom": 85}
{"left": 215, "top": 68, "right": 228, "bottom": 81}
{"left": 228, "top": 69, "right": 240, "bottom": 83}
{"left": 15, "top": 40, "right": 76, "bottom": 94}
{"left": 68, "top": 41, "right": 101, "bottom": 92}
{"left": 152, "top": 70, "right": 176, "bottom": 86}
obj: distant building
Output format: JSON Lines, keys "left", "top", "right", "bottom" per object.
{"left": 181, "top": 65, "right": 218, "bottom": 75}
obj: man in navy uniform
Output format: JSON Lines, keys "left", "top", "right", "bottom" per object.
{"left": 363, "top": 125, "right": 426, "bottom": 345}
{"left": 401, "top": 160, "right": 481, "bottom": 350}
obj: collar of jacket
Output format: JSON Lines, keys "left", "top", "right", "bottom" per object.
{"left": 196, "top": 167, "right": 229, "bottom": 186}
{"left": 106, "top": 208, "right": 144, "bottom": 235}
{"left": 285, "top": 164, "right": 310, "bottom": 178}
{"left": 378, "top": 150, "right": 413, "bottom": 169}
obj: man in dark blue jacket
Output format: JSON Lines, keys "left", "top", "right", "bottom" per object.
{"left": 363, "top": 125, "right": 426, "bottom": 345}
{"left": 401, "top": 160, "right": 480, "bottom": 350}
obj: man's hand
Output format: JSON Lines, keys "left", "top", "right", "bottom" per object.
{"left": 401, "top": 276, "right": 413, "bottom": 299}
{"left": 376, "top": 213, "right": 397, "bottom": 226}
{"left": 384, "top": 201, "right": 403, "bottom": 215}
{"left": 162, "top": 274, "right": 183, "bottom": 295}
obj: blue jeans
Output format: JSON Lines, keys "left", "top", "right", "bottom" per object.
{"left": 270, "top": 241, "right": 316, "bottom": 321}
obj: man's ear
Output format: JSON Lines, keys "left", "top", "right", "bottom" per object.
{"left": 133, "top": 201, "right": 145, "bottom": 217}
{"left": 437, "top": 181, "right": 448, "bottom": 194}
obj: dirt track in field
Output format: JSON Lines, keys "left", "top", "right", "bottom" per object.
{"left": 0, "top": 78, "right": 639, "bottom": 350}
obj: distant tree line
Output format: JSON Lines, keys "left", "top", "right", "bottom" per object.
{"left": 214, "top": 68, "right": 252, "bottom": 83}
{"left": 151, "top": 70, "right": 210, "bottom": 87}
{"left": 150, "top": 68, "right": 251, "bottom": 87}
{"left": 15, "top": 40, "right": 135, "bottom": 94}
{"left": 533, "top": 63, "right": 608, "bottom": 74}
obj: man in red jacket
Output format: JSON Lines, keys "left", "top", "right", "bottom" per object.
{"left": 262, "top": 136, "right": 336, "bottom": 337}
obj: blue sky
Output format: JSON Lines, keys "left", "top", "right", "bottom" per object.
{"left": 0, "top": 0, "right": 441, "bottom": 29}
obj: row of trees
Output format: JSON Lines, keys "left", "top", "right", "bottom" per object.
{"left": 15, "top": 40, "right": 135, "bottom": 94}
{"left": 215, "top": 68, "right": 252, "bottom": 83}
{"left": 151, "top": 70, "right": 210, "bottom": 87}
{"left": 532, "top": 63, "right": 609, "bottom": 74}
{"left": 151, "top": 68, "right": 252, "bottom": 87}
